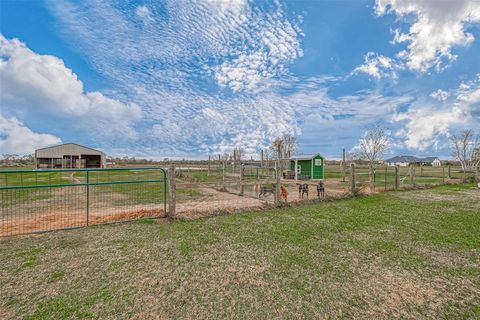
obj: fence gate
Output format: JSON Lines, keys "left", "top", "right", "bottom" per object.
{"left": 0, "top": 167, "right": 167, "bottom": 236}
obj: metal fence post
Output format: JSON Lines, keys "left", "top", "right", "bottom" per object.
{"left": 168, "top": 164, "right": 176, "bottom": 219}
{"left": 350, "top": 163, "right": 356, "bottom": 195}
{"left": 86, "top": 170, "right": 90, "bottom": 226}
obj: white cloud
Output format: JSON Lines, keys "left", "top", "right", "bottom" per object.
{"left": 0, "top": 115, "right": 61, "bottom": 155}
{"left": 135, "top": 5, "right": 153, "bottom": 22}
{"left": 353, "top": 52, "right": 399, "bottom": 79}
{"left": 375, "top": 0, "right": 480, "bottom": 72}
{"left": 0, "top": 34, "right": 142, "bottom": 146}
{"left": 44, "top": 0, "right": 306, "bottom": 155}
{"left": 393, "top": 106, "right": 466, "bottom": 150}
{"left": 429, "top": 89, "right": 449, "bottom": 101}
{"left": 394, "top": 78, "right": 480, "bottom": 150}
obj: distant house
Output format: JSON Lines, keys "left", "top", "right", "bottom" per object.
{"left": 385, "top": 155, "right": 441, "bottom": 167}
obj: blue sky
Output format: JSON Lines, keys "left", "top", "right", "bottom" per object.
{"left": 1, "top": 0, "right": 479, "bottom": 159}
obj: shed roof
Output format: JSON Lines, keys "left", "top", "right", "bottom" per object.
{"left": 290, "top": 153, "right": 323, "bottom": 160}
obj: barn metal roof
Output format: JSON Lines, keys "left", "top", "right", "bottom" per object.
{"left": 35, "top": 143, "right": 105, "bottom": 155}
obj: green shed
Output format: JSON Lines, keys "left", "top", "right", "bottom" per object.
{"left": 289, "top": 154, "right": 325, "bottom": 180}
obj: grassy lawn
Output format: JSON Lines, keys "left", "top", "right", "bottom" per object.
{"left": 1, "top": 184, "right": 479, "bottom": 319}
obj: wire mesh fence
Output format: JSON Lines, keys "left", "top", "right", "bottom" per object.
{"left": 1, "top": 161, "right": 476, "bottom": 236}
{"left": 0, "top": 168, "right": 167, "bottom": 236}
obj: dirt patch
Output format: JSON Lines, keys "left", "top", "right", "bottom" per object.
{"left": 176, "top": 187, "right": 267, "bottom": 218}
{"left": 357, "top": 265, "right": 479, "bottom": 318}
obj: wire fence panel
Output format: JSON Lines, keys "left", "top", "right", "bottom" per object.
{"left": 0, "top": 168, "right": 167, "bottom": 236}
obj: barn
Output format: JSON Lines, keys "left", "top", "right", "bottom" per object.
{"left": 34, "top": 143, "right": 106, "bottom": 169}
{"left": 289, "top": 154, "right": 325, "bottom": 180}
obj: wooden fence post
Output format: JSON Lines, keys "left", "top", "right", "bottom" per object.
{"left": 207, "top": 155, "right": 211, "bottom": 176}
{"left": 448, "top": 165, "right": 451, "bottom": 179}
{"left": 168, "top": 164, "right": 176, "bottom": 219}
{"left": 369, "top": 165, "right": 375, "bottom": 192}
{"left": 274, "top": 161, "right": 281, "bottom": 204}
{"left": 222, "top": 160, "right": 226, "bottom": 190}
{"left": 420, "top": 163, "right": 423, "bottom": 177}
{"left": 395, "top": 165, "right": 400, "bottom": 190}
{"left": 442, "top": 167, "right": 445, "bottom": 184}
{"left": 342, "top": 148, "right": 346, "bottom": 183}
{"left": 409, "top": 164, "right": 414, "bottom": 186}
{"left": 476, "top": 166, "right": 480, "bottom": 183}
{"left": 350, "top": 163, "right": 356, "bottom": 195}
{"left": 239, "top": 165, "right": 244, "bottom": 196}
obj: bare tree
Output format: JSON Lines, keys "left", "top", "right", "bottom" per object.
{"left": 233, "top": 146, "right": 244, "bottom": 161}
{"left": 358, "top": 126, "right": 390, "bottom": 167}
{"left": 270, "top": 134, "right": 298, "bottom": 169}
{"left": 357, "top": 126, "right": 390, "bottom": 191}
{"left": 450, "top": 129, "right": 480, "bottom": 172}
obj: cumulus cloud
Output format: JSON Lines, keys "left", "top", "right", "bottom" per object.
{"left": 0, "top": 115, "right": 61, "bottom": 155}
{"left": 352, "top": 52, "right": 399, "bottom": 79}
{"left": 375, "top": 0, "right": 480, "bottom": 73}
{"left": 394, "top": 78, "right": 480, "bottom": 150}
{"left": 0, "top": 34, "right": 142, "bottom": 147}
{"left": 430, "top": 89, "right": 449, "bottom": 101}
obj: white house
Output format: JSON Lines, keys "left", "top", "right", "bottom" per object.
{"left": 385, "top": 156, "right": 441, "bottom": 167}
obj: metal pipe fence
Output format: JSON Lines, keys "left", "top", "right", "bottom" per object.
{"left": 0, "top": 167, "right": 167, "bottom": 236}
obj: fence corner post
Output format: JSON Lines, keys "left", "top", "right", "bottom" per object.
{"left": 168, "top": 163, "right": 176, "bottom": 219}
{"left": 350, "top": 163, "right": 356, "bottom": 195}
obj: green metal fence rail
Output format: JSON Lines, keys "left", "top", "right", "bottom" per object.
{"left": 0, "top": 167, "right": 167, "bottom": 236}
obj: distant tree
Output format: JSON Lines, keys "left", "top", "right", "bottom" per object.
{"left": 450, "top": 129, "right": 479, "bottom": 172}
{"left": 357, "top": 126, "right": 390, "bottom": 191}
{"left": 233, "top": 147, "right": 244, "bottom": 161}
{"left": 270, "top": 134, "right": 298, "bottom": 169}
{"left": 358, "top": 126, "right": 390, "bottom": 168}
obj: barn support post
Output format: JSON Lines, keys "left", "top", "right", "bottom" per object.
{"left": 168, "top": 164, "right": 176, "bottom": 219}
{"left": 395, "top": 165, "right": 400, "bottom": 190}
{"left": 350, "top": 163, "right": 356, "bottom": 195}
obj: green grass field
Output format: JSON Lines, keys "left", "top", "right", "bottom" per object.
{"left": 1, "top": 183, "right": 479, "bottom": 319}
